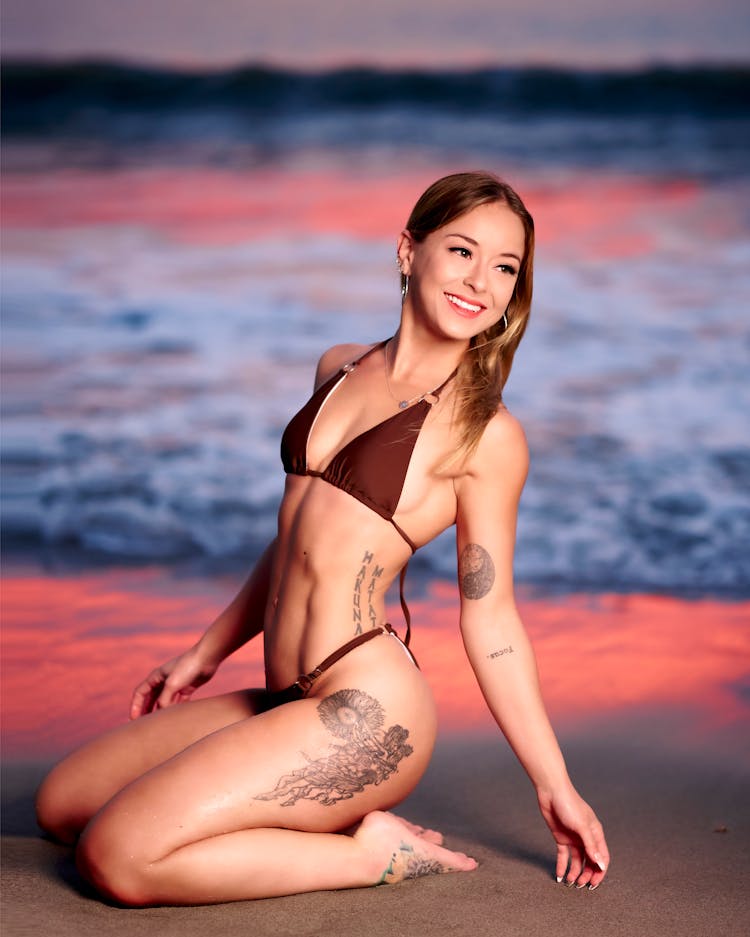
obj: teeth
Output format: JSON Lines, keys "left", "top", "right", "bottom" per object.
{"left": 447, "top": 293, "right": 482, "bottom": 313}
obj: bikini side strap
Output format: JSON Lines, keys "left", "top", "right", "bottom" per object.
{"left": 293, "top": 626, "right": 386, "bottom": 694}
{"left": 399, "top": 563, "right": 411, "bottom": 647}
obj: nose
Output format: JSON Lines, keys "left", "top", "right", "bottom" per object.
{"left": 463, "top": 260, "right": 487, "bottom": 293}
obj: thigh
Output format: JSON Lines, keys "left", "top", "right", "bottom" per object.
{"left": 82, "top": 639, "right": 437, "bottom": 862}
{"left": 37, "top": 688, "right": 268, "bottom": 839}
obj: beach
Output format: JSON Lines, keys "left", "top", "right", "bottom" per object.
{"left": 2, "top": 566, "right": 749, "bottom": 935}
{"left": 2, "top": 57, "right": 749, "bottom": 935}
{"left": 3, "top": 736, "right": 748, "bottom": 937}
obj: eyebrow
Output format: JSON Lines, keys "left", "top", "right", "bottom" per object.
{"left": 445, "top": 232, "right": 522, "bottom": 264}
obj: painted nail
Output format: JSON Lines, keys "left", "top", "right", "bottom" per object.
{"left": 588, "top": 882, "right": 599, "bottom": 891}
{"left": 565, "top": 879, "right": 576, "bottom": 887}
{"left": 576, "top": 882, "right": 587, "bottom": 889}
{"left": 594, "top": 853, "right": 607, "bottom": 872}
{"left": 556, "top": 876, "right": 563, "bottom": 883}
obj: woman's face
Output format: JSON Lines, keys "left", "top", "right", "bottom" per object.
{"left": 398, "top": 200, "right": 526, "bottom": 341}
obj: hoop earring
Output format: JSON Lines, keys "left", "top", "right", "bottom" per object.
{"left": 499, "top": 312, "right": 508, "bottom": 332}
{"left": 401, "top": 275, "right": 410, "bottom": 301}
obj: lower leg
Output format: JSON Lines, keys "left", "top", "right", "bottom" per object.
{"left": 79, "top": 812, "right": 477, "bottom": 906}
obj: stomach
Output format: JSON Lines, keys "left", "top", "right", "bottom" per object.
{"left": 263, "top": 476, "right": 416, "bottom": 692}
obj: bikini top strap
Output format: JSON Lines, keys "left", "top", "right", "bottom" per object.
{"left": 343, "top": 338, "right": 389, "bottom": 373}
{"left": 424, "top": 366, "right": 459, "bottom": 405}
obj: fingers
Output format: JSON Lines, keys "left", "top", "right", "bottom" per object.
{"left": 581, "top": 816, "right": 610, "bottom": 888}
{"left": 562, "top": 845, "right": 584, "bottom": 886}
{"left": 129, "top": 654, "right": 204, "bottom": 719}
{"left": 555, "top": 848, "right": 609, "bottom": 891}
{"left": 554, "top": 815, "right": 610, "bottom": 891}
{"left": 155, "top": 685, "right": 193, "bottom": 711}
{"left": 555, "top": 844, "right": 569, "bottom": 883}
{"left": 129, "top": 668, "right": 167, "bottom": 719}
{"left": 555, "top": 847, "right": 601, "bottom": 890}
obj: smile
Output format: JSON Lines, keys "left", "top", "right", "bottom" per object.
{"left": 445, "top": 293, "right": 486, "bottom": 317}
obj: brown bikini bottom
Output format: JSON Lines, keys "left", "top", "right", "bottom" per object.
{"left": 261, "top": 623, "right": 417, "bottom": 709}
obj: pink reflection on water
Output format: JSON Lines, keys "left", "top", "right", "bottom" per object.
{"left": 1, "top": 169, "right": 428, "bottom": 243}
{"left": 414, "top": 582, "right": 750, "bottom": 748}
{"left": 1, "top": 569, "right": 264, "bottom": 757}
{"left": 2, "top": 166, "right": 717, "bottom": 257}
{"left": 2, "top": 569, "right": 748, "bottom": 761}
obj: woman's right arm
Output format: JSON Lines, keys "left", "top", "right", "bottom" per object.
{"left": 130, "top": 539, "right": 277, "bottom": 718}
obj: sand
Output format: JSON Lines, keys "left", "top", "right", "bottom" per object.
{"left": 2, "top": 735, "right": 748, "bottom": 937}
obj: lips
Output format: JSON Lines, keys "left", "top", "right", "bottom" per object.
{"left": 445, "top": 292, "right": 486, "bottom": 318}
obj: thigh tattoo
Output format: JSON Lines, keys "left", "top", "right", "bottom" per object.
{"left": 254, "top": 689, "right": 413, "bottom": 807}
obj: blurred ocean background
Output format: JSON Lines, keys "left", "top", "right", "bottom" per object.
{"left": 2, "top": 61, "right": 750, "bottom": 597}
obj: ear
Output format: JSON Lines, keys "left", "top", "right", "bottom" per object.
{"left": 396, "top": 229, "right": 416, "bottom": 276}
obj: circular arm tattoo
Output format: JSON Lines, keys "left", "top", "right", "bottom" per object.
{"left": 459, "top": 543, "right": 495, "bottom": 600}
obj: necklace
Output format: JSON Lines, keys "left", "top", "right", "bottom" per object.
{"left": 383, "top": 339, "right": 434, "bottom": 410}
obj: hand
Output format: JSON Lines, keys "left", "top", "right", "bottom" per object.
{"left": 537, "top": 782, "right": 610, "bottom": 890}
{"left": 130, "top": 646, "right": 218, "bottom": 719}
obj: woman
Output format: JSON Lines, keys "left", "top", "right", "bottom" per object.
{"left": 36, "top": 171, "right": 610, "bottom": 905}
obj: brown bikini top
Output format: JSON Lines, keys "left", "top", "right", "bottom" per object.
{"left": 280, "top": 338, "right": 455, "bottom": 550}
{"left": 280, "top": 339, "right": 457, "bottom": 644}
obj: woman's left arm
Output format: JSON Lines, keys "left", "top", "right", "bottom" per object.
{"left": 454, "top": 412, "right": 610, "bottom": 888}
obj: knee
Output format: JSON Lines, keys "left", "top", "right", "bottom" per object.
{"left": 76, "top": 820, "right": 154, "bottom": 907}
{"left": 35, "top": 768, "right": 79, "bottom": 845}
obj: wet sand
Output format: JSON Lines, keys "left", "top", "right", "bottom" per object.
{"left": 2, "top": 735, "right": 748, "bottom": 937}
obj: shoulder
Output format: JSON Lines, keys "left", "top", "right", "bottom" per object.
{"left": 459, "top": 406, "right": 529, "bottom": 497}
{"left": 453, "top": 407, "right": 529, "bottom": 571}
{"left": 313, "top": 342, "right": 377, "bottom": 389}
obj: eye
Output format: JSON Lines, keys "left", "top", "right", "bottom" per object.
{"left": 449, "top": 246, "right": 472, "bottom": 259}
{"left": 496, "top": 263, "right": 518, "bottom": 276}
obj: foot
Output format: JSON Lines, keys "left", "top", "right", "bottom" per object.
{"left": 355, "top": 811, "right": 477, "bottom": 885}
{"left": 339, "top": 812, "right": 443, "bottom": 844}
{"left": 386, "top": 812, "right": 445, "bottom": 845}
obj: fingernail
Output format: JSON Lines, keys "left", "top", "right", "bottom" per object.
{"left": 588, "top": 882, "right": 599, "bottom": 891}
{"left": 576, "top": 882, "right": 587, "bottom": 889}
{"left": 565, "top": 879, "right": 576, "bottom": 887}
{"left": 594, "top": 853, "right": 607, "bottom": 872}
{"left": 555, "top": 876, "right": 563, "bottom": 883}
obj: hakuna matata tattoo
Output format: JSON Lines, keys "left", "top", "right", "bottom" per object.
{"left": 459, "top": 543, "right": 495, "bottom": 600}
{"left": 352, "top": 550, "right": 383, "bottom": 635}
{"left": 254, "top": 689, "right": 413, "bottom": 807}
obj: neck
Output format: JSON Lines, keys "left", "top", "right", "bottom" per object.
{"left": 388, "top": 322, "right": 468, "bottom": 385}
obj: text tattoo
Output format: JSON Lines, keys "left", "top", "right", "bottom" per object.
{"left": 352, "top": 550, "right": 384, "bottom": 635}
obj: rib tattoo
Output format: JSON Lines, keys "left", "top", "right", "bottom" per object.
{"left": 254, "top": 689, "right": 413, "bottom": 807}
{"left": 352, "top": 549, "right": 384, "bottom": 635}
{"left": 459, "top": 543, "right": 495, "bottom": 599}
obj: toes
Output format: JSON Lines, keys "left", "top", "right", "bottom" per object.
{"left": 388, "top": 814, "right": 445, "bottom": 846}
{"left": 420, "top": 828, "right": 445, "bottom": 846}
{"left": 449, "top": 851, "right": 478, "bottom": 872}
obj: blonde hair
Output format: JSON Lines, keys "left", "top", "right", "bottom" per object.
{"left": 403, "top": 171, "right": 535, "bottom": 461}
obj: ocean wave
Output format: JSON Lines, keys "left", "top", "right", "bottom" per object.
{"left": 3, "top": 90, "right": 748, "bottom": 595}
{"left": 3, "top": 447, "right": 749, "bottom": 596}
{"left": 4, "top": 60, "right": 748, "bottom": 130}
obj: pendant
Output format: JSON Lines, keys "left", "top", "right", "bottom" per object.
{"left": 398, "top": 400, "right": 409, "bottom": 409}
